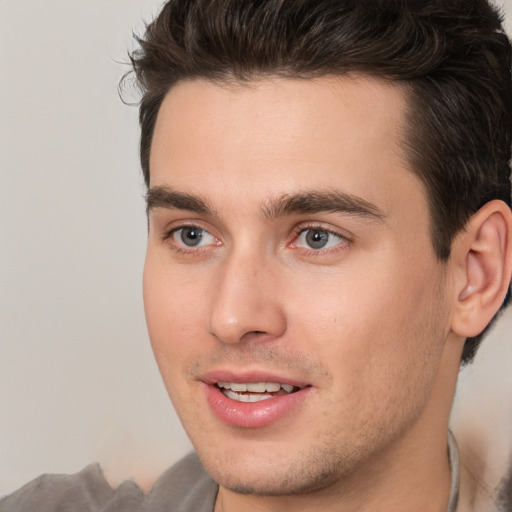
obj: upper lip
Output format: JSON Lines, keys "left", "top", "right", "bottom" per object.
{"left": 199, "top": 370, "right": 310, "bottom": 389}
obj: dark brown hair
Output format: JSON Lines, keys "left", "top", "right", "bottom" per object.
{"left": 128, "top": 0, "right": 512, "bottom": 363}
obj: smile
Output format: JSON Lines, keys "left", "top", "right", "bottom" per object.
{"left": 216, "top": 382, "right": 299, "bottom": 402}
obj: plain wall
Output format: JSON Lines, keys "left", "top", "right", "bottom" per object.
{"left": 0, "top": 0, "right": 193, "bottom": 495}
{"left": 1, "top": 0, "right": 511, "bottom": 497}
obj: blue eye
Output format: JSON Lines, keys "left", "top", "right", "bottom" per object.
{"left": 171, "top": 227, "right": 216, "bottom": 247}
{"left": 296, "top": 228, "right": 343, "bottom": 250}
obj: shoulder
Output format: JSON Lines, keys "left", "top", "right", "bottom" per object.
{"left": 0, "top": 463, "right": 144, "bottom": 512}
{"left": 497, "top": 462, "right": 512, "bottom": 512}
{"left": 0, "top": 454, "right": 217, "bottom": 512}
{"left": 146, "top": 452, "right": 218, "bottom": 512}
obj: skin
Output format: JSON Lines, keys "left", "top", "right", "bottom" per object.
{"left": 144, "top": 76, "right": 467, "bottom": 511}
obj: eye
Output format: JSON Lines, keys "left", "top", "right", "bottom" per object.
{"left": 294, "top": 228, "right": 344, "bottom": 250}
{"left": 170, "top": 226, "right": 217, "bottom": 248}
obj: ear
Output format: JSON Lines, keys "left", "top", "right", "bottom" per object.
{"left": 450, "top": 200, "right": 512, "bottom": 338}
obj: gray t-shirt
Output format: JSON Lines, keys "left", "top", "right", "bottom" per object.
{"left": 0, "top": 453, "right": 217, "bottom": 512}
{"left": 0, "top": 435, "right": 460, "bottom": 512}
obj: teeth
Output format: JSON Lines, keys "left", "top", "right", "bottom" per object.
{"left": 216, "top": 382, "right": 297, "bottom": 394}
{"left": 247, "top": 382, "right": 266, "bottom": 392}
{"left": 224, "top": 390, "right": 273, "bottom": 402}
{"left": 230, "top": 383, "right": 247, "bottom": 392}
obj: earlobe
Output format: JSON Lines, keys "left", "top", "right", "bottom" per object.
{"left": 451, "top": 200, "right": 512, "bottom": 338}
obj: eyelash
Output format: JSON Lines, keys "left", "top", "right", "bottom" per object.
{"left": 289, "top": 224, "right": 350, "bottom": 255}
{"left": 162, "top": 223, "right": 351, "bottom": 256}
{"left": 162, "top": 224, "right": 218, "bottom": 255}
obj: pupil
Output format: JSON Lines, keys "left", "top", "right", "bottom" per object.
{"left": 181, "top": 228, "right": 202, "bottom": 246}
{"left": 306, "top": 230, "right": 328, "bottom": 249}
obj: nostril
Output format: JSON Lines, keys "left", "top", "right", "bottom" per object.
{"left": 238, "top": 330, "right": 269, "bottom": 344}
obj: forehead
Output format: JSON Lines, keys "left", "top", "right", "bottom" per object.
{"left": 149, "top": 75, "right": 425, "bottom": 221}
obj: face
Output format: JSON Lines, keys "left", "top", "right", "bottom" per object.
{"left": 144, "top": 76, "right": 454, "bottom": 496}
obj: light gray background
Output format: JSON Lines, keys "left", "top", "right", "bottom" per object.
{"left": 1, "top": 0, "right": 511, "bottom": 497}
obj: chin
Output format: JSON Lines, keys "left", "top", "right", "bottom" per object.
{"left": 193, "top": 437, "right": 365, "bottom": 497}
{"left": 205, "top": 464, "right": 338, "bottom": 497}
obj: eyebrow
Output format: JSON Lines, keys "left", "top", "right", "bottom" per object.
{"left": 146, "top": 186, "right": 385, "bottom": 221}
{"left": 146, "top": 187, "right": 215, "bottom": 216}
{"left": 262, "top": 191, "right": 386, "bottom": 221}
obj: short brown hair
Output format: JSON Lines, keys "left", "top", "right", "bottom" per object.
{"left": 128, "top": 0, "right": 512, "bottom": 363}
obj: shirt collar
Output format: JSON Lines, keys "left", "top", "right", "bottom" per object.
{"left": 447, "top": 430, "right": 460, "bottom": 512}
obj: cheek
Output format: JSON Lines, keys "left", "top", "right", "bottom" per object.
{"left": 143, "top": 254, "right": 207, "bottom": 375}
{"left": 286, "top": 258, "right": 446, "bottom": 391}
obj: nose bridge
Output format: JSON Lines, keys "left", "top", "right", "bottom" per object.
{"left": 208, "top": 245, "right": 286, "bottom": 344}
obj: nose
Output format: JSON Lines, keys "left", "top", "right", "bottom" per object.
{"left": 208, "top": 252, "right": 287, "bottom": 345}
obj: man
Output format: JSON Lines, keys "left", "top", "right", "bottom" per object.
{"left": 137, "top": 0, "right": 512, "bottom": 510}
{"left": 1, "top": 0, "right": 511, "bottom": 511}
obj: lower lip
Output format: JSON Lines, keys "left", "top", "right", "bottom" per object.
{"left": 204, "top": 384, "right": 312, "bottom": 428}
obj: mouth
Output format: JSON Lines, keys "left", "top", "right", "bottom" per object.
{"left": 215, "top": 381, "right": 301, "bottom": 403}
{"left": 202, "top": 373, "right": 312, "bottom": 427}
